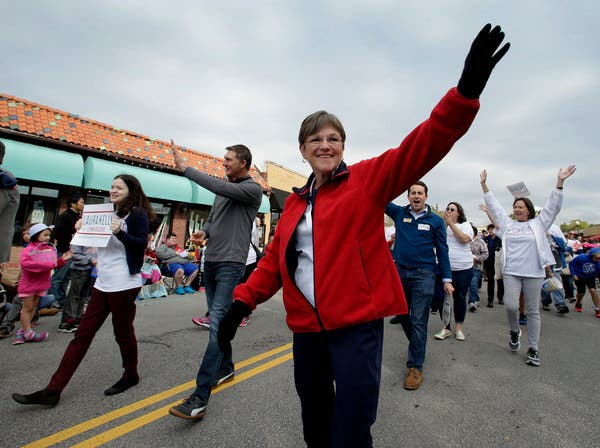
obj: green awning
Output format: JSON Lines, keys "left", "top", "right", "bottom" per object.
{"left": 190, "top": 182, "right": 216, "bottom": 206}
{"left": 0, "top": 138, "right": 84, "bottom": 186}
{"left": 259, "top": 194, "right": 270, "bottom": 213}
{"left": 83, "top": 157, "right": 193, "bottom": 203}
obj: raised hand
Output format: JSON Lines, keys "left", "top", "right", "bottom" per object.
{"left": 171, "top": 139, "right": 187, "bottom": 172}
{"left": 457, "top": 24, "right": 511, "bottom": 99}
{"left": 558, "top": 165, "right": 576, "bottom": 182}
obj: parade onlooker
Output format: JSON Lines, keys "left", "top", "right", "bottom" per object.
{"left": 569, "top": 247, "right": 600, "bottom": 318}
{"left": 541, "top": 224, "right": 569, "bottom": 315}
{"left": 0, "top": 141, "right": 20, "bottom": 264}
{"left": 468, "top": 225, "right": 488, "bottom": 311}
{"left": 480, "top": 165, "right": 576, "bottom": 367}
{"left": 12, "top": 174, "right": 152, "bottom": 406}
{"left": 156, "top": 232, "right": 198, "bottom": 295}
{"left": 13, "top": 223, "right": 72, "bottom": 345}
{"left": 561, "top": 246, "right": 575, "bottom": 302}
{"left": 386, "top": 182, "right": 453, "bottom": 390}
{"left": 483, "top": 223, "right": 503, "bottom": 306}
{"left": 49, "top": 193, "right": 84, "bottom": 308}
{"left": 216, "top": 24, "right": 509, "bottom": 446}
{"left": 436, "top": 202, "right": 473, "bottom": 341}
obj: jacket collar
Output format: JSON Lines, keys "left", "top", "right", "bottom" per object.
{"left": 292, "top": 161, "right": 349, "bottom": 200}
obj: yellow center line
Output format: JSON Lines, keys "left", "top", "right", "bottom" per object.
{"left": 22, "top": 343, "right": 293, "bottom": 448}
{"left": 71, "top": 352, "right": 294, "bottom": 448}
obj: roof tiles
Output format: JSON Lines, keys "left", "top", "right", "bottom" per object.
{"left": 0, "top": 93, "right": 269, "bottom": 191}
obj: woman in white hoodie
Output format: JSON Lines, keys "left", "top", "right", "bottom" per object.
{"left": 479, "top": 166, "right": 575, "bottom": 367}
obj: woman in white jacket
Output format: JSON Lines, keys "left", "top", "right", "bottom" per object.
{"left": 479, "top": 166, "right": 575, "bottom": 366}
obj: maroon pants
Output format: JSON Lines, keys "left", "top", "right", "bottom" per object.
{"left": 48, "top": 287, "right": 140, "bottom": 392}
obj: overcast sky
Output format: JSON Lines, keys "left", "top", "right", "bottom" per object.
{"left": 3, "top": 1, "right": 598, "bottom": 227}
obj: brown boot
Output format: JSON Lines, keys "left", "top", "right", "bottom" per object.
{"left": 403, "top": 368, "right": 423, "bottom": 390}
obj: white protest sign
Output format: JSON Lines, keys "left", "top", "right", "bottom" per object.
{"left": 71, "top": 203, "right": 115, "bottom": 247}
{"left": 506, "top": 181, "right": 530, "bottom": 198}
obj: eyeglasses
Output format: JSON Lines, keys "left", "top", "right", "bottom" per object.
{"left": 306, "top": 136, "right": 343, "bottom": 147}
{"left": 446, "top": 207, "right": 457, "bottom": 212}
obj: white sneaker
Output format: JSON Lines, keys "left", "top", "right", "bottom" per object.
{"left": 434, "top": 328, "right": 452, "bottom": 340}
{"left": 455, "top": 330, "right": 465, "bottom": 341}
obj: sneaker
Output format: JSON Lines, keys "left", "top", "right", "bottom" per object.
{"left": 12, "top": 388, "right": 61, "bottom": 406}
{"left": 509, "top": 329, "right": 521, "bottom": 352}
{"left": 213, "top": 370, "right": 235, "bottom": 388}
{"left": 58, "top": 318, "right": 77, "bottom": 333}
{"left": 519, "top": 314, "right": 528, "bottom": 325}
{"left": 389, "top": 315, "right": 403, "bottom": 324}
{"left": 434, "top": 328, "right": 452, "bottom": 340}
{"left": 486, "top": 302, "right": 494, "bottom": 308}
{"left": 12, "top": 329, "right": 25, "bottom": 345}
{"left": 175, "top": 286, "right": 185, "bottom": 295}
{"left": 169, "top": 395, "right": 207, "bottom": 420}
{"left": 192, "top": 316, "right": 210, "bottom": 328}
{"left": 574, "top": 302, "right": 582, "bottom": 312}
{"left": 556, "top": 304, "right": 569, "bottom": 315}
{"left": 238, "top": 316, "right": 250, "bottom": 327}
{"left": 568, "top": 297, "right": 576, "bottom": 303}
{"left": 468, "top": 303, "right": 477, "bottom": 313}
{"left": 526, "top": 348, "right": 540, "bottom": 366}
{"left": 403, "top": 367, "right": 423, "bottom": 390}
{"left": 595, "top": 308, "right": 600, "bottom": 319}
{"left": 498, "top": 299, "right": 504, "bottom": 305}
{"left": 183, "top": 286, "right": 196, "bottom": 294}
{"left": 24, "top": 330, "right": 48, "bottom": 343}
{"left": 455, "top": 330, "right": 465, "bottom": 341}
{"left": 542, "top": 303, "right": 551, "bottom": 311}
{"left": 199, "top": 287, "right": 206, "bottom": 293}
{"left": 475, "top": 301, "right": 480, "bottom": 308}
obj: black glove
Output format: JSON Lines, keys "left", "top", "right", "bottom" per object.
{"left": 457, "top": 24, "right": 511, "bottom": 99}
{"left": 217, "top": 300, "right": 252, "bottom": 352}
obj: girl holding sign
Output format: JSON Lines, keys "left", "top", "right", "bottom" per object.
{"left": 12, "top": 174, "right": 153, "bottom": 406}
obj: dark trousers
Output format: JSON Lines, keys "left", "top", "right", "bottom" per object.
{"left": 484, "top": 262, "right": 496, "bottom": 303}
{"left": 48, "top": 286, "right": 140, "bottom": 392}
{"left": 293, "top": 319, "right": 383, "bottom": 448}
{"left": 62, "top": 268, "right": 92, "bottom": 323}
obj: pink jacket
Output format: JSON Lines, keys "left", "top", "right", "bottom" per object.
{"left": 18, "top": 242, "right": 66, "bottom": 295}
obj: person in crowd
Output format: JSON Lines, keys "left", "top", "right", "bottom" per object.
{"left": 480, "top": 165, "right": 576, "bottom": 367}
{"left": 541, "top": 224, "right": 569, "bottom": 315}
{"left": 156, "top": 232, "right": 198, "bottom": 295}
{"left": 386, "top": 182, "right": 453, "bottom": 390}
{"left": 435, "top": 202, "right": 473, "bottom": 341}
{"left": 569, "top": 247, "right": 600, "bottom": 318}
{"left": 468, "top": 225, "right": 488, "bottom": 311}
{"left": 12, "top": 174, "right": 152, "bottom": 405}
{"left": 49, "top": 193, "right": 85, "bottom": 308}
{"left": 168, "top": 142, "right": 262, "bottom": 420}
{"left": 12, "top": 223, "right": 72, "bottom": 345}
{"left": 0, "top": 141, "right": 20, "bottom": 264}
{"left": 215, "top": 24, "right": 510, "bottom": 446}
{"left": 58, "top": 244, "right": 97, "bottom": 332}
{"left": 483, "top": 223, "right": 503, "bottom": 306}
{"left": 561, "top": 246, "right": 575, "bottom": 302}
{"left": 139, "top": 233, "right": 168, "bottom": 299}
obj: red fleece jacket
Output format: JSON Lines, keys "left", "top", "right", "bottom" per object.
{"left": 234, "top": 88, "right": 479, "bottom": 333}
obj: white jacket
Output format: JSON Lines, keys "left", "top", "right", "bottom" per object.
{"left": 484, "top": 189, "right": 563, "bottom": 272}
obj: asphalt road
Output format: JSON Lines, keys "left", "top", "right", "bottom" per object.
{"left": 1, "top": 286, "right": 599, "bottom": 448}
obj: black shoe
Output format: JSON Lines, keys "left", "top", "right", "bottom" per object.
{"left": 389, "top": 315, "right": 403, "bottom": 324}
{"left": 104, "top": 376, "right": 139, "bottom": 396}
{"left": 468, "top": 303, "right": 477, "bottom": 313}
{"left": 58, "top": 318, "right": 77, "bottom": 333}
{"left": 526, "top": 348, "right": 540, "bottom": 366}
{"left": 212, "top": 370, "right": 235, "bottom": 388}
{"left": 12, "top": 388, "right": 60, "bottom": 406}
{"left": 498, "top": 299, "right": 504, "bottom": 305}
{"left": 486, "top": 302, "right": 494, "bottom": 308}
{"left": 557, "top": 304, "right": 570, "bottom": 315}
{"left": 169, "top": 394, "right": 208, "bottom": 420}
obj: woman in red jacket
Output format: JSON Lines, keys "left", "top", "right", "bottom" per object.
{"left": 218, "top": 25, "right": 510, "bottom": 448}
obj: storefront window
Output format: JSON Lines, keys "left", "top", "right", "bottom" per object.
{"left": 12, "top": 183, "right": 59, "bottom": 245}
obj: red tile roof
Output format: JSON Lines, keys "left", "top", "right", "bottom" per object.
{"left": 0, "top": 93, "right": 270, "bottom": 191}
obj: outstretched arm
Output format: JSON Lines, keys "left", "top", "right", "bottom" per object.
{"left": 556, "top": 165, "right": 576, "bottom": 189}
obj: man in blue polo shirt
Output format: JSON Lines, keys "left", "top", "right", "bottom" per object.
{"left": 386, "top": 181, "right": 453, "bottom": 390}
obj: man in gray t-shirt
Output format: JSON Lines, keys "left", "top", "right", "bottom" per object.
{"left": 168, "top": 142, "right": 262, "bottom": 420}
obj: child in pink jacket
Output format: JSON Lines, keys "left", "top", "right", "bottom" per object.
{"left": 13, "top": 223, "right": 72, "bottom": 345}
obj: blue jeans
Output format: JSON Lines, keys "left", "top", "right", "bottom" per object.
{"left": 468, "top": 269, "right": 483, "bottom": 303}
{"left": 193, "top": 261, "right": 245, "bottom": 401}
{"left": 396, "top": 263, "right": 435, "bottom": 371}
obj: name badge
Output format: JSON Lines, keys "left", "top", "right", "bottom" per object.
{"left": 403, "top": 218, "right": 412, "bottom": 223}
{"left": 417, "top": 223, "right": 430, "bottom": 231}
